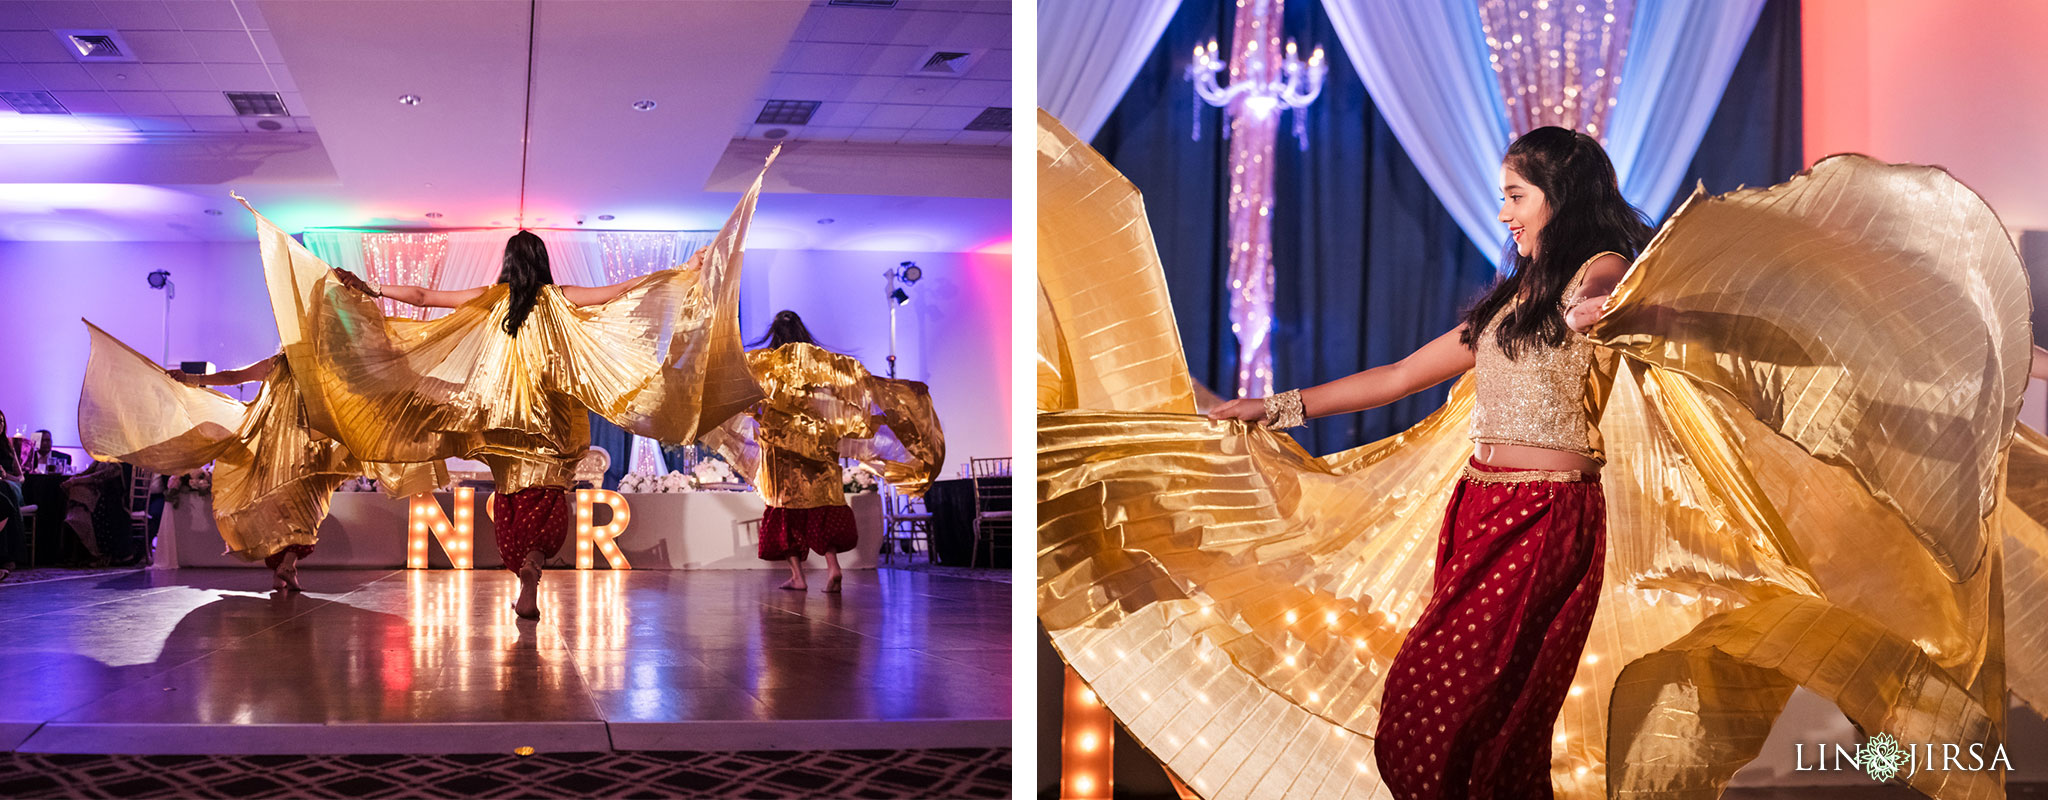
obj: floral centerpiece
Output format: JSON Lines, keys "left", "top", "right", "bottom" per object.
{"left": 159, "top": 465, "right": 213, "bottom": 506}
{"left": 842, "top": 463, "right": 881, "bottom": 495}
{"left": 691, "top": 457, "right": 745, "bottom": 491}
{"left": 618, "top": 470, "right": 692, "bottom": 494}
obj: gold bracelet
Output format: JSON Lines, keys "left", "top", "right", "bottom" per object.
{"left": 1263, "top": 389, "right": 1306, "bottom": 429}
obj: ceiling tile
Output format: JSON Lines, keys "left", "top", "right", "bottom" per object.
{"left": 109, "top": 89, "right": 177, "bottom": 115}
{"left": 163, "top": 0, "right": 246, "bottom": 31}
{"left": 205, "top": 61, "right": 283, "bottom": 92}
{"left": 949, "top": 130, "right": 1006, "bottom": 147}
{"left": 844, "top": 127, "right": 905, "bottom": 144}
{"left": 797, "top": 125, "right": 857, "bottom": 143}
{"left": 963, "top": 48, "right": 1007, "bottom": 81}
{"left": 183, "top": 114, "right": 241, "bottom": 131}
{"left": 839, "top": 74, "right": 897, "bottom": 103}
{"left": 288, "top": 114, "right": 310, "bottom": 132}
{"left": 811, "top": 101, "right": 874, "bottom": 128}
{"left": 96, "top": 1, "right": 180, "bottom": 30}
{"left": 31, "top": 0, "right": 111, "bottom": 28}
{"left": 733, "top": 101, "right": 762, "bottom": 135}
{"left": 769, "top": 72, "right": 853, "bottom": 102}
{"left": 144, "top": 62, "right": 211, "bottom": 89}
{"left": 0, "top": 30, "right": 73, "bottom": 61}
{"left": 794, "top": 6, "right": 904, "bottom": 44}
{"left": 867, "top": 44, "right": 927, "bottom": 75}
{"left": 861, "top": 103, "right": 925, "bottom": 128}
{"left": 27, "top": 62, "right": 98, "bottom": 91}
{"left": 949, "top": 10, "right": 1008, "bottom": 44}
{"left": 938, "top": 78, "right": 1004, "bottom": 108}
{"left": 245, "top": 29, "right": 279, "bottom": 61}
{"left": 84, "top": 62, "right": 158, "bottom": 91}
{"left": 789, "top": 41, "right": 868, "bottom": 72}
{"left": 164, "top": 88, "right": 229, "bottom": 115}
{"left": 890, "top": 10, "right": 968, "bottom": 45}
{"left": 881, "top": 76, "right": 951, "bottom": 104}
{"left": 912, "top": 104, "right": 980, "bottom": 130}
{"left": 0, "top": 2, "right": 45, "bottom": 31}
{"left": 128, "top": 114, "right": 189, "bottom": 131}
{"left": 119, "top": 29, "right": 198, "bottom": 61}
{"left": 897, "top": 128, "right": 953, "bottom": 145}
{"left": 0, "top": 62, "right": 33, "bottom": 89}
{"left": 48, "top": 89, "right": 123, "bottom": 113}
{"left": 185, "top": 29, "right": 259, "bottom": 61}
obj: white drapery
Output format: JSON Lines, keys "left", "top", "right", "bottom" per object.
{"left": 1603, "top": 0, "right": 1767, "bottom": 214}
{"left": 1038, "top": 0, "right": 1185, "bottom": 142}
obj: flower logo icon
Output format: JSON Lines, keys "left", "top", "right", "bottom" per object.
{"left": 1862, "top": 732, "right": 1904, "bottom": 782}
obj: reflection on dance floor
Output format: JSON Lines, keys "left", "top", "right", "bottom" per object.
{"left": 0, "top": 569, "right": 1009, "bottom": 754}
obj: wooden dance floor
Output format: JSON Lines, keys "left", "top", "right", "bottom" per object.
{"left": 0, "top": 568, "right": 1009, "bottom": 754}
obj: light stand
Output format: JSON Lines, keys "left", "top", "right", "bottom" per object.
{"left": 147, "top": 269, "right": 175, "bottom": 365}
{"left": 882, "top": 261, "right": 921, "bottom": 379}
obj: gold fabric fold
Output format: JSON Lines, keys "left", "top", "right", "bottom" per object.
{"left": 1037, "top": 109, "right": 1197, "bottom": 414}
{"left": 239, "top": 151, "right": 777, "bottom": 493}
{"left": 1035, "top": 110, "right": 2029, "bottom": 800}
{"left": 79, "top": 324, "right": 444, "bottom": 561}
{"left": 1589, "top": 155, "right": 2031, "bottom": 583}
{"left": 711, "top": 342, "right": 946, "bottom": 508}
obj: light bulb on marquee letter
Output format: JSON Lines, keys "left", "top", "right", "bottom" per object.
{"left": 575, "top": 489, "right": 632, "bottom": 570}
{"left": 1062, "top": 666, "right": 1113, "bottom": 799}
{"left": 407, "top": 487, "right": 477, "bottom": 569}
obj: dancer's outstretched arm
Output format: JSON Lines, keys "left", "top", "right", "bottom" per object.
{"left": 1563, "top": 254, "right": 1631, "bottom": 332}
{"left": 1207, "top": 325, "right": 1477, "bottom": 423}
{"left": 376, "top": 284, "right": 486, "bottom": 309}
{"left": 2031, "top": 345, "right": 2048, "bottom": 382}
{"left": 558, "top": 281, "right": 641, "bottom": 307}
{"left": 169, "top": 355, "right": 277, "bottom": 386}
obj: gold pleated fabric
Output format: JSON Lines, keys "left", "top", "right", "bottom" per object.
{"left": 708, "top": 342, "right": 946, "bottom": 509}
{"left": 237, "top": 151, "right": 777, "bottom": 494}
{"left": 1035, "top": 110, "right": 2036, "bottom": 800}
{"left": 78, "top": 324, "right": 444, "bottom": 561}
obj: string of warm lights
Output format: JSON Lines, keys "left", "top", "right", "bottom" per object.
{"left": 1478, "top": 0, "right": 1631, "bottom": 137}
{"left": 1061, "top": 667, "right": 1113, "bottom": 800}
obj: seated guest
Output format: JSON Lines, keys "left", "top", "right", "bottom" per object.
{"left": 0, "top": 410, "right": 24, "bottom": 580}
{"left": 24, "top": 430, "right": 71, "bottom": 474}
{"left": 61, "top": 458, "right": 122, "bottom": 565}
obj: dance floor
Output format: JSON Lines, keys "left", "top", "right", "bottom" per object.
{"left": 0, "top": 568, "right": 1010, "bottom": 755}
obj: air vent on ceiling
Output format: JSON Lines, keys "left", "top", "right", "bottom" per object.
{"left": 55, "top": 30, "right": 136, "bottom": 62}
{"left": 827, "top": 0, "right": 898, "bottom": 7}
{"left": 963, "top": 106, "right": 1010, "bottom": 132}
{"left": 225, "top": 92, "right": 290, "bottom": 117}
{"left": 914, "top": 50, "right": 980, "bottom": 75}
{"left": 0, "top": 91, "right": 69, "bottom": 115}
{"left": 756, "top": 99, "right": 820, "bottom": 126}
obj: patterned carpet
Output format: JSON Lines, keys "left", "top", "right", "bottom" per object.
{"left": 0, "top": 748, "right": 1011, "bottom": 799}
{"left": 877, "top": 563, "right": 1011, "bottom": 584}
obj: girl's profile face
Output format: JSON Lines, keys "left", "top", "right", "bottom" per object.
{"left": 1498, "top": 165, "right": 1550, "bottom": 258}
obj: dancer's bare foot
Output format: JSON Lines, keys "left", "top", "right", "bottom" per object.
{"left": 271, "top": 551, "right": 303, "bottom": 593}
{"left": 513, "top": 551, "right": 542, "bottom": 620}
{"left": 823, "top": 572, "right": 842, "bottom": 594}
{"left": 778, "top": 576, "right": 807, "bottom": 591}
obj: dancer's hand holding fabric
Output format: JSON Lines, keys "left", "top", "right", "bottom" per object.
{"left": 329, "top": 269, "right": 381, "bottom": 298}
{"left": 1205, "top": 397, "right": 1266, "bottom": 422}
{"left": 1565, "top": 296, "right": 1607, "bottom": 332}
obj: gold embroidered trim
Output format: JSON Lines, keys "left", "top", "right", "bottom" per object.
{"left": 1469, "top": 435, "right": 1600, "bottom": 460}
{"left": 1461, "top": 463, "right": 1592, "bottom": 484}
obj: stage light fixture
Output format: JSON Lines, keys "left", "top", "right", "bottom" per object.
{"left": 146, "top": 269, "right": 169, "bottom": 289}
{"left": 398, "top": 94, "right": 421, "bottom": 105}
{"left": 898, "top": 261, "right": 921, "bottom": 284}
{"left": 890, "top": 287, "right": 910, "bottom": 305}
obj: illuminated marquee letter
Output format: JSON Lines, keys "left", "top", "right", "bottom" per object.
{"left": 407, "top": 487, "right": 476, "bottom": 569}
{"left": 576, "top": 489, "right": 632, "bottom": 570}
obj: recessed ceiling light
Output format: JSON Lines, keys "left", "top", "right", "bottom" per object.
{"left": 256, "top": 119, "right": 283, "bottom": 131}
{"left": 203, "top": 209, "right": 222, "bottom": 216}
{"left": 597, "top": 214, "right": 615, "bottom": 221}
{"left": 425, "top": 212, "right": 443, "bottom": 219}
{"left": 817, "top": 218, "right": 834, "bottom": 225}
{"left": 632, "top": 100, "right": 656, "bottom": 111}
{"left": 764, "top": 128, "right": 789, "bottom": 140}
{"left": 398, "top": 94, "right": 422, "bottom": 105}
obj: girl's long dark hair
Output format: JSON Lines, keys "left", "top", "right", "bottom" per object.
{"left": 497, "top": 230, "right": 554, "bottom": 336}
{"left": 1459, "top": 126, "right": 1653, "bottom": 359}
{"left": 748, "top": 309, "right": 819, "bottom": 349}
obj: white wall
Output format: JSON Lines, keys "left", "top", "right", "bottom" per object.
{"left": 738, "top": 248, "right": 1013, "bottom": 479}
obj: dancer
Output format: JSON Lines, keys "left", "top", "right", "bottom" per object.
{"left": 79, "top": 334, "right": 443, "bottom": 590}
{"left": 1208, "top": 126, "right": 1636, "bottom": 796}
{"left": 708, "top": 310, "right": 945, "bottom": 592}
{"left": 241, "top": 150, "right": 780, "bottom": 619}
{"left": 0, "top": 409, "right": 24, "bottom": 581}
{"left": 1034, "top": 111, "right": 2039, "bottom": 800}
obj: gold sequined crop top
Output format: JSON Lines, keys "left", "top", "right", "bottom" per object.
{"left": 1469, "top": 252, "right": 1622, "bottom": 463}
